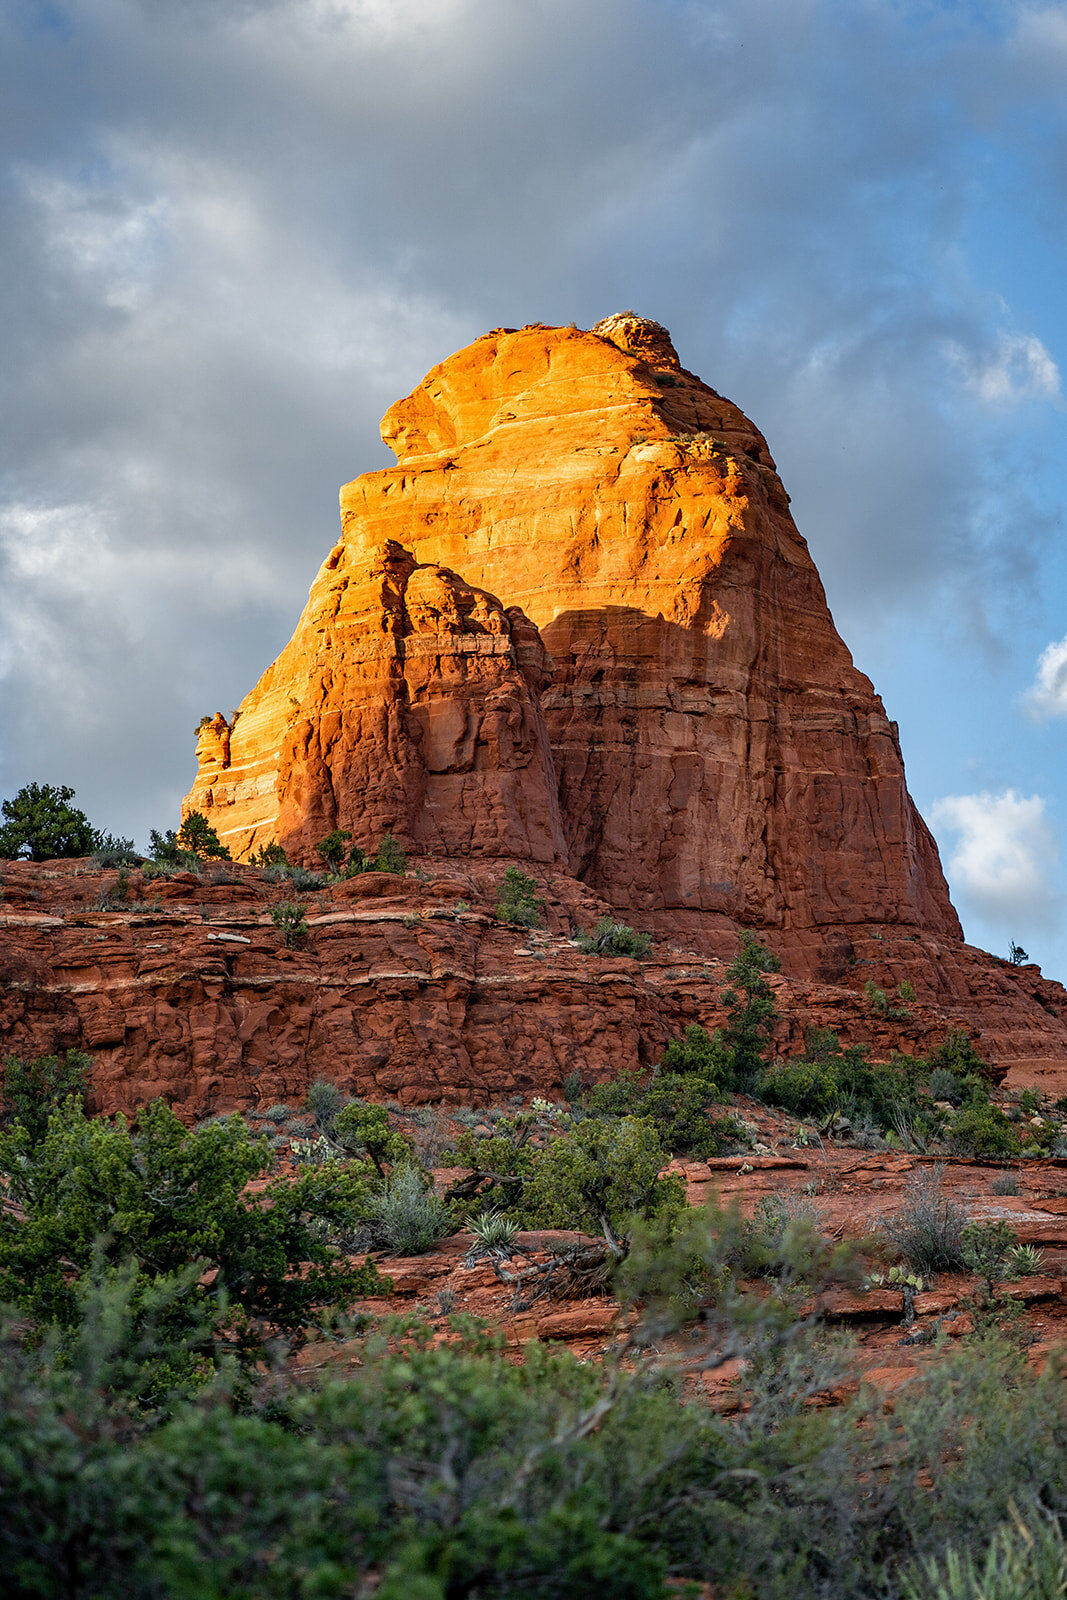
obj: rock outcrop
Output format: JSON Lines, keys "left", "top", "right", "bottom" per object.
{"left": 185, "top": 540, "right": 565, "bottom": 866}
{"left": 184, "top": 315, "right": 960, "bottom": 980}
{"left": 6, "top": 860, "right": 1067, "bottom": 1117}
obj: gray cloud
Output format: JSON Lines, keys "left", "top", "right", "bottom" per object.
{"left": 1, "top": 0, "right": 1065, "bottom": 852}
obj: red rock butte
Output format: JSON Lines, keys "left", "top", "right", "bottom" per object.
{"left": 180, "top": 315, "right": 1062, "bottom": 1069}
{"left": 185, "top": 314, "right": 955, "bottom": 959}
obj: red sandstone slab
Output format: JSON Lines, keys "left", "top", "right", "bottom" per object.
{"left": 700, "top": 1156, "right": 810, "bottom": 1172}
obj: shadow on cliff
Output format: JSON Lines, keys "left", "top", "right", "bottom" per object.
{"left": 537, "top": 602, "right": 962, "bottom": 953}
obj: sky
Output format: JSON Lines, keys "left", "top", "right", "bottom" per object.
{"left": 0, "top": 0, "right": 1065, "bottom": 979}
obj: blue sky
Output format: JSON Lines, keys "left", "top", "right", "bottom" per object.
{"left": 0, "top": 0, "right": 1064, "bottom": 979}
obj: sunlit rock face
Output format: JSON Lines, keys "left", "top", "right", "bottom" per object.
{"left": 184, "top": 315, "right": 960, "bottom": 973}
{"left": 184, "top": 539, "right": 565, "bottom": 867}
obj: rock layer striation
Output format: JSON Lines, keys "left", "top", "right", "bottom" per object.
{"left": 6, "top": 861, "right": 1067, "bottom": 1117}
{"left": 186, "top": 540, "right": 564, "bottom": 866}
{"left": 185, "top": 313, "right": 960, "bottom": 978}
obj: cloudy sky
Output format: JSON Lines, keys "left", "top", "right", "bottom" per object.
{"left": 1, "top": 0, "right": 1065, "bottom": 979}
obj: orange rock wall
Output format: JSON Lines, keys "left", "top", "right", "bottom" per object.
{"left": 186, "top": 542, "right": 565, "bottom": 866}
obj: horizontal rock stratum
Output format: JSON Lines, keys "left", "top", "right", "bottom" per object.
{"left": 184, "top": 316, "right": 962, "bottom": 971}
{"left": 4, "top": 859, "right": 1067, "bottom": 1113}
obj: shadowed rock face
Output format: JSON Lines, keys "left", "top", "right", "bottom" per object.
{"left": 186, "top": 314, "right": 959, "bottom": 973}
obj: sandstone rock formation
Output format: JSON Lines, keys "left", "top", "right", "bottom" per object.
{"left": 7, "top": 860, "right": 1067, "bottom": 1119}
{"left": 184, "top": 313, "right": 960, "bottom": 980}
{"left": 185, "top": 540, "right": 565, "bottom": 866}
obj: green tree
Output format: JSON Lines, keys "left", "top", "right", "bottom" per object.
{"left": 0, "top": 1098, "right": 384, "bottom": 1372}
{"left": 333, "top": 1102, "right": 412, "bottom": 1178}
{"left": 1, "top": 1049, "right": 90, "bottom": 1142}
{"left": 249, "top": 841, "right": 289, "bottom": 867}
{"left": 520, "top": 1116, "right": 686, "bottom": 1253}
{"left": 719, "top": 929, "right": 780, "bottom": 1089}
{"left": 588, "top": 1028, "right": 741, "bottom": 1160}
{"left": 495, "top": 866, "right": 546, "bottom": 927}
{"left": 0, "top": 782, "right": 105, "bottom": 861}
{"left": 316, "top": 828, "right": 353, "bottom": 870}
{"left": 659, "top": 1023, "right": 731, "bottom": 1084}
{"left": 372, "top": 833, "right": 407, "bottom": 874}
{"left": 442, "top": 1111, "right": 539, "bottom": 1210}
{"left": 176, "top": 811, "right": 231, "bottom": 861}
{"left": 148, "top": 827, "right": 193, "bottom": 866}
{"left": 270, "top": 900, "right": 309, "bottom": 946}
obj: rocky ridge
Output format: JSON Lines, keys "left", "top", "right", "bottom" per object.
{"left": 2, "top": 859, "right": 1067, "bottom": 1115}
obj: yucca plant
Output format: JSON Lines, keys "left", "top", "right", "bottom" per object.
{"left": 1007, "top": 1242, "right": 1046, "bottom": 1278}
{"left": 466, "top": 1210, "right": 520, "bottom": 1259}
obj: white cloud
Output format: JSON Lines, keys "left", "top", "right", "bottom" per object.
{"left": 946, "top": 331, "right": 1061, "bottom": 408}
{"left": 930, "top": 789, "right": 1062, "bottom": 935}
{"left": 1023, "top": 635, "right": 1067, "bottom": 719}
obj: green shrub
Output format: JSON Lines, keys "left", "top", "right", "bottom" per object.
{"left": 758, "top": 1055, "right": 841, "bottom": 1119}
{"left": 923, "top": 1029, "right": 994, "bottom": 1083}
{"left": 883, "top": 1165, "right": 968, "bottom": 1275}
{"left": 372, "top": 833, "right": 407, "bottom": 875}
{"left": 258, "top": 1104, "right": 291, "bottom": 1124}
{"left": 561, "top": 1068, "right": 584, "bottom": 1104}
{"left": 588, "top": 1066, "right": 742, "bottom": 1159}
{"left": 750, "top": 1190, "right": 828, "bottom": 1255}
{"left": 0, "top": 1098, "right": 384, "bottom": 1372}
{"left": 147, "top": 828, "right": 200, "bottom": 870}
{"left": 270, "top": 900, "right": 309, "bottom": 947}
{"left": 519, "top": 1116, "right": 686, "bottom": 1251}
{"left": 961, "top": 1220, "right": 1020, "bottom": 1290}
{"left": 641, "top": 1070, "right": 738, "bottom": 1158}
{"left": 442, "top": 1112, "right": 538, "bottom": 1212}
{"left": 991, "top": 1172, "right": 1019, "bottom": 1196}
{"left": 333, "top": 1102, "right": 412, "bottom": 1177}
{"left": 865, "top": 979, "right": 890, "bottom": 1015}
{"left": 2, "top": 1049, "right": 91, "bottom": 1142}
{"left": 658, "top": 1023, "right": 731, "bottom": 1084}
{"left": 316, "top": 828, "right": 352, "bottom": 870}
{"left": 91, "top": 838, "right": 141, "bottom": 868}
{"left": 494, "top": 865, "right": 546, "bottom": 928}
{"left": 249, "top": 841, "right": 289, "bottom": 867}
{"left": 756, "top": 1028, "right": 935, "bottom": 1136}
{"left": 9, "top": 1107, "right": 1067, "bottom": 1600}
{"left": 719, "top": 930, "right": 780, "bottom": 1089}
{"left": 949, "top": 1103, "right": 1020, "bottom": 1158}
{"left": 586, "top": 1067, "right": 648, "bottom": 1119}
{"left": 367, "top": 1164, "right": 452, "bottom": 1255}
{"left": 305, "top": 1078, "right": 344, "bottom": 1133}
{"left": 929, "top": 1067, "right": 965, "bottom": 1104}
{"left": 574, "top": 917, "right": 653, "bottom": 959}
{"left": 902, "top": 1506, "right": 1067, "bottom": 1600}
{"left": 0, "top": 782, "right": 109, "bottom": 861}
